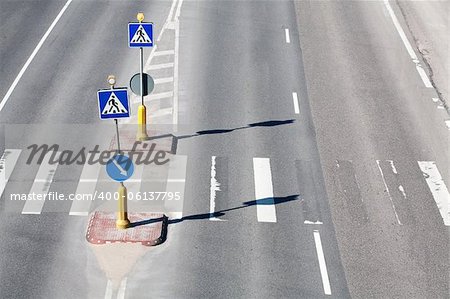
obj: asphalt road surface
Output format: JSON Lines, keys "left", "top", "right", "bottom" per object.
{"left": 0, "top": 0, "right": 449, "bottom": 298}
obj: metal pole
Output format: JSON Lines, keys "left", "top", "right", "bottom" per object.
{"left": 140, "top": 47, "right": 144, "bottom": 105}
{"left": 115, "top": 119, "right": 121, "bottom": 154}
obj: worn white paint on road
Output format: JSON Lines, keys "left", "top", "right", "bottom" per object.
{"left": 0, "top": 0, "right": 73, "bottom": 112}
{"left": 209, "top": 156, "right": 222, "bottom": 221}
{"left": 0, "top": 149, "right": 21, "bottom": 198}
{"left": 253, "top": 158, "right": 277, "bottom": 223}
{"left": 22, "top": 152, "right": 61, "bottom": 214}
{"left": 376, "top": 160, "right": 402, "bottom": 225}
{"left": 418, "top": 161, "right": 450, "bottom": 226}
{"left": 383, "top": 0, "right": 433, "bottom": 88}
{"left": 313, "top": 230, "right": 332, "bottom": 295}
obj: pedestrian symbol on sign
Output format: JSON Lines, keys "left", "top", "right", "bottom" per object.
{"left": 128, "top": 22, "right": 153, "bottom": 48}
{"left": 131, "top": 25, "right": 152, "bottom": 43}
{"left": 97, "top": 88, "right": 130, "bottom": 120}
{"left": 102, "top": 92, "right": 127, "bottom": 115}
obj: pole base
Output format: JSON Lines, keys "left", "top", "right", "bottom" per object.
{"left": 116, "top": 218, "right": 131, "bottom": 230}
{"left": 137, "top": 105, "right": 149, "bottom": 141}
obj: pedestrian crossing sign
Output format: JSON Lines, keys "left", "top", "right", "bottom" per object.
{"left": 97, "top": 88, "right": 130, "bottom": 120}
{"left": 128, "top": 22, "right": 153, "bottom": 48}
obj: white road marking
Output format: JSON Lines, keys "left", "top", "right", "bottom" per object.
{"left": 418, "top": 161, "right": 450, "bottom": 226}
{"left": 253, "top": 158, "right": 277, "bottom": 223}
{"left": 147, "top": 62, "right": 174, "bottom": 70}
{"left": 210, "top": 156, "right": 221, "bottom": 221}
{"left": 154, "top": 50, "right": 175, "bottom": 56}
{"left": 0, "top": 0, "right": 73, "bottom": 112}
{"left": 383, "top": 0, "right": 432, "bottom": 88}
{"left": 152, "top": 107, "right": 173, "bottom": 118}
{"left": 445, "top": 120, "right": 450, "bottom": 130}
{"left": 175, "top": 0, "right": 184, "bottom": 21}
{"left": 304, "top": 220, "right": 323, "bottom": 225}
{"left": 173, "top": 21, "right": 180, "bottom": 125}
{"left": 165, "top": 155, "right": 187, "bottom": 218}
{"left": 285, "top": 28, "right": 290, "bottom": 43}
{"left": 69, "top": 163, "right": 101, "bottom": 216}
{"left": 313, "top": 230, "right": 332, "bottom": 295}
{"left": 292, "top": 92, "right": 300, "bottom": 114}
{"left": 104, "top": 280, "right": 113, "bottom": 299}
{"left": 376, "top": 160, "right": 402, "bottom": 225}
{"left": 432, "top": 97, "right": 439, "bottom": 103}
{"left": 132, "top": 91, "right": 173, "bottom": 104}
{"left": 117, "top": 277, "right": 127, "bottom": 299}
{"left": 154, "top": 77, "right": 174, "bottom": 84}
{"left": 22, "top": 152, "right": 61, "bottom": 214}
{"left": 0, "top": 149, "right": 21, "bottom": 198}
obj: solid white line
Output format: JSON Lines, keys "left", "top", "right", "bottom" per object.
{"left": 148, "top": 63, "right": 174, "bottom": 70}
{"left": 285, "top": 28, "right": 291, "bottom": 43}
{"left": 376, "top": 160, "right": 402, "bottom": 225}
{"left": 69, "top": 163, "right": 101, "bottom": 216}
{"left": 116, "top": 277, "right": 127, "bottom": 299}
{"left": 0, "top": 149, "right": 21, "bottom": 198}
{"left": 173, "top": 21, "right": 180, "bottom": 125}
{"left": 416, "top": 65, "right": 433, "bottom": 88}
{"left": 209, "top": 156, "right": 221, "bottom": 221}
{"left": 154, "top": 77, "right": 174, "bottom": 84}
{"left": 22, "top": 152, "right": 61, "bottom": 214}
{"left": 292, "top": 92, "right": 300, "bottom": 114}
{"left": 174, "top": 0, "right": 184, "bottom": 21}
{"left": 154, "top": 50, "right": 175, "bottom": 56}
{"left": 418, "top": 161, "right": 450, "bottom": 226}
{"left": 313, "top": 230, "right": 332, "bottom": 295}
{"left": 0, "top": 0, "right": 73, "bottom": 112}
{"left": 253, "top": 158, "right": 277, "bottom": 223}
{"left": 104, "top": 280, "right": 113, "bottom": 299}
{"left": 383, "top": 0, "right": 432, "bottom": 88}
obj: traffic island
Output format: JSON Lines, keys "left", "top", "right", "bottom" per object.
{"left": 86, "top": 211, "right": 168, "bottom": 246}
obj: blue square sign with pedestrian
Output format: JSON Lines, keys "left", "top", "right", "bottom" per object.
{"left": 128, "top": 23, "right": 153, "bottom": 48}
{"left": 97, "top": 88, "right": 130, "bottom": 120}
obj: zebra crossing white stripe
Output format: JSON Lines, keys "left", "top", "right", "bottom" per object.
{"left": 117, "top": 277, "right": 127, "bottom": 299}
{"left": 69, "top": 163, "right": 101, "bottom": 216}
{"left": 154, "top": 50, "right": 175, "bottom": 56}
{"left": 313, "top": 230, "right": 332, "bottom": 295}
{"left": 418, "top": 161, "right": 450, "bottom": 226}
{"left": 154, "top": 77, "right": 174, "bottom": 84}
{"left": 253, "top": 158, "right": 277, "bottom": 223}
{"left": 104, "top": 280, "right": 113, "bottom": 299}
{"left": 165, "top": 155, "right": 187, "bottom": 218}
{"left": 0, "top": 149, "right": 21, "bottom": 198}
{"left": 22, "top": 152, "right": 61, "bottom": 214}
{"left": 148, "top": 62, "right": 174, "bottom": 70}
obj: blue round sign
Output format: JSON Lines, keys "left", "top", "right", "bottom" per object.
{"left": 106, "top": 154, "right": 134, "bottom": 182}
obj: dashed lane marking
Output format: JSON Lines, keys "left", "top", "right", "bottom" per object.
{"left": 313, "top": 230, "right": 332, "bottom": 295}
